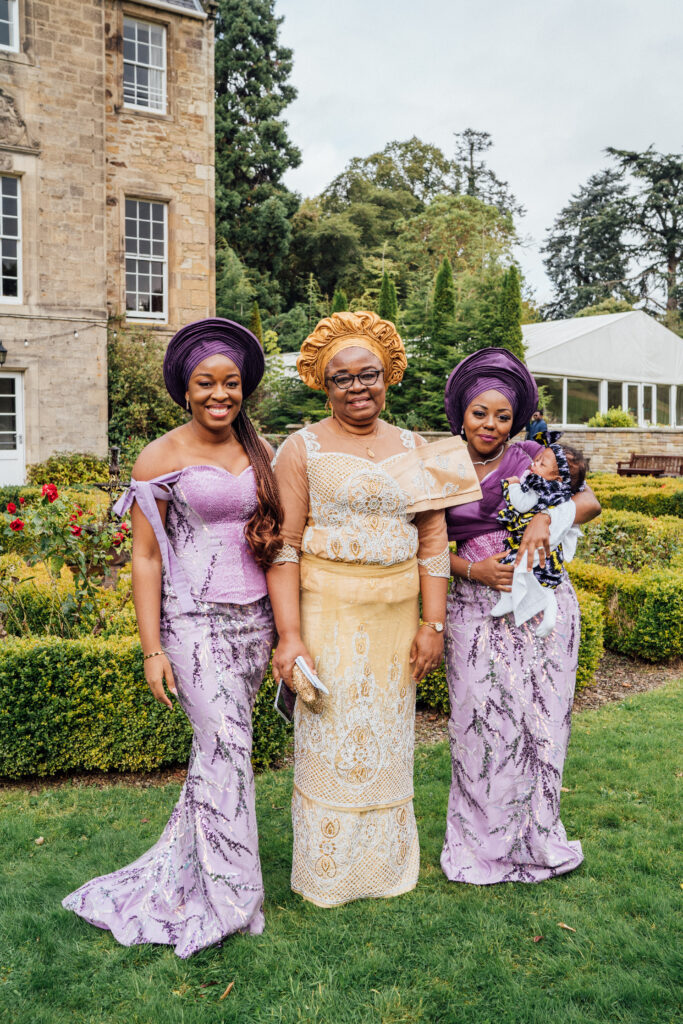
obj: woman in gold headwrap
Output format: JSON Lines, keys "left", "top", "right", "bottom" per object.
{"left": 267, "top": 311, "right": 466, "bottom": 907}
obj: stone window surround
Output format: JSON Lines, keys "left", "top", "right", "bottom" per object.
{"left": 0, "top": 0, "right": 19, "bottom": 54}
{"left": 114, "top": 4, "right": 176, "bottom": 124}
{"left": 124, "top": 195, "right": 168, "bottom": 323}
{"left": 122, "top": 15, "right": 167, "bottom": 114}
{"left": 0, "top": 171, "right": 21, "bottom": 304}
{"left": 534, "top": 374, "right": 682, "bottom": 428}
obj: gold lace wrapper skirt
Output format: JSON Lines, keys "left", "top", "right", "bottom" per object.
{"left": 292, "top": 553, "right": 421, "bottom": 907}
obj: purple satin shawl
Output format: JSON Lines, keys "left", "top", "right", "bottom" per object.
{"left": 446, "top": 441, "right": 542, "bottom": 542}
{"left": 163, "top": 318, "right": 265, "bottom": 408}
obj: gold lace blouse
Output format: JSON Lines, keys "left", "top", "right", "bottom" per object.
{"left": 272, "top": 419, "right": 450, "bottom": 578}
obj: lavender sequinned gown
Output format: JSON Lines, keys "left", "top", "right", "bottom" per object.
{"left": 62, "top": 466, "right": 275, "bottom": 958}
{"left": 442, "top": 443, "right": 583, "bottom": 884}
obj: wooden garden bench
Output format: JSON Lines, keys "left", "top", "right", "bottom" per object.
{"left": 616, "top": 453, "right": 683, "bottom": 477}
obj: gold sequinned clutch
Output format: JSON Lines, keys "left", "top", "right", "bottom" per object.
{"left": 291, "top": 663, "right": 324, "bottom": 715}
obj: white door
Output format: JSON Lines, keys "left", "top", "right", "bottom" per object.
{"left": 0, "top": 372, "right": 25, "bottom": 485}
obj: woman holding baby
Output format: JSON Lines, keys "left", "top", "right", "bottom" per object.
{"left": 440, "top": 347, "right": 601, "bottom": 884}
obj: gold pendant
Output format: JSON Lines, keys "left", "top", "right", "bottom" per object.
{"left": 367, "top": 448, "right": 375, "bottom": 458}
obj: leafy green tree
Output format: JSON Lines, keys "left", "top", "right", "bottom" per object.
{"left": 606, "top": 146, "right": 683, "bottom": 318}
{"left": 542, "top": 168, "right": 633, "bottom": 318}
{"left": 453, "top": 129, "right": 524, "bottom": 217}
{"left": 214, "top": 0, "right": 301, "bottom": 309}
{"left": 575, "top": 298, "right": 634, "bottom": 317}
{"left": 249, "top": 301, "right": 263, "bottom": 343}
{"left": 331, "top": 288, "right": 349, "bottom": 313}
{"left": 286, "top": 199, "right": 364, "bottom": 300}
{"left": 496, "top": 265, "right": 525, "bottom": 357}
{"left": 378, "top": 272, "right": 398, "bottom": 322}
{"left": 215, "top": 242, "right": 255, "bottom": 323}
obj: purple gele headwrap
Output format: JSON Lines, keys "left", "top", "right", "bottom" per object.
{"left": 444, "top": 347, "right": 538, "bottom": 438}
{"left": 163, "top": 317, "right": 265, "bottom": 408}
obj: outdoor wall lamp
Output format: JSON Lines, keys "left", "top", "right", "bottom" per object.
{"left": 0, "top": 340, "right": 7, "bottom": 367}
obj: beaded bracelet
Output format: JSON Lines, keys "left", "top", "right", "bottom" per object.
{"left": 467, "top": 561, "right": 473, "bottom": 581}
{"left": 143, "top": 650, "right": 164, "bottom": 661}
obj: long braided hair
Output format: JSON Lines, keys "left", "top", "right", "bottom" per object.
{"left": 233, "top": 409, "right": 283, "bottom": 568}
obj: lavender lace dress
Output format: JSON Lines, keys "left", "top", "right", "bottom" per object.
{"left": 441, "top": 442, "right": 583, "bottom": 884}
{"left": 62, "top": 466, "right": 275, "bottom": 957}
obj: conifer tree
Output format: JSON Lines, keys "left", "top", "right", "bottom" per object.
{"left": 331, "top": 287, "right": 349, "bottom": 313}
{"left": 496, "top": 266, "right": 525, "bottom": 358}
{"left": 249, "top": 301, "right": 264, "bottom": 344}
{"left": 378, "top": 271, "right": 399, "bottom": 323}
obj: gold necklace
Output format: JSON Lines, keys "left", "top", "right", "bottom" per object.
{"left": 333, "top": 416, "right": 382, "bottom": 459}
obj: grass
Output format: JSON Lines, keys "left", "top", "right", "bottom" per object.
{"left": 1, "top": 681, "right": 681, "bottom": 1024}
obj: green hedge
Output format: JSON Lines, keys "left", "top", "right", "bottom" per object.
{"left": 589, "top": 474, "right": 683, "bottom": 518}
{"left": 569, "top": 559, "right": 683, "bottom": 662}
{"left": 26, "top": 452, "right": 109, "bottom": 486}
{"left": 417, "top": 587, "right": 605, "bottom": 712}
{"left": 577, "top": 508, "right": 683, "bottom": 572}
{"left": 0, "top": 636, "right": 289, "bottom": 779}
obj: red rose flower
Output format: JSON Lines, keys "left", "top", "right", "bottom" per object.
{"left": 77, "top": 509, "right": 83, "bottom": 517}
{"left": 112, "top": 532, "right": 124, "bottom": 547}
{"left": 6, "top": 502, "right": 16, "bottom": 513}
{"left": 69, "top": 513, "right": 78, "bottom": 522}
{"left": 41, "top": 483, "right": 59, "bottom": 503}
{"left": 120, "top": 522, "right": 129, "bottom": 533}
{"left": 19, "top": 496, "right": 25, "bottom": 504}
{"left": 70, "top": 525, "right": 82, "bottom": 537}
{"left": 9, "top": 518, "right": 24, "bottom": 532}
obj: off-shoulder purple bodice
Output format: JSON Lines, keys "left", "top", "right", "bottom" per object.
{"left": 114, "top": 465, "right": 267, "bottom": 609}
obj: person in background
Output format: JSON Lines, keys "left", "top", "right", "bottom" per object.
{"left": 62, "top": 319, "right": 282, "bottom": 958}
{"left": 526, "top": 409, "right": 548, "bottom": 439}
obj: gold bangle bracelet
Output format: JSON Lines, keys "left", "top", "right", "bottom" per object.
{"left": 143, "top": 650, "right": 164, "bottom": 661}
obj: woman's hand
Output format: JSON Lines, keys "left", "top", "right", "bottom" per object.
{"left": 409, "top": 625, "right": 444, "bottom": 682}
{"left": 471, "top": 554, "right": 514, "bottom": 592}
{"left": 271, "top": 634, "right": 316, "bottom": 692}
{"left": 144, "top": 653, "right": 177, "bottom": 710}
{"left": 515, "top": 511, "right": 551, "bottom": 571}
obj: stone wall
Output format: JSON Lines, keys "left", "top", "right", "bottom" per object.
{"left": 0, "top": 0, "right": 109, "bottom": 469}
{"left": 104, "top": 0, "right": 215, "bottom": 338}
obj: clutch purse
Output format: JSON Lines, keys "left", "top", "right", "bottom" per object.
{"left": 291, "top": 662, "right": 324, "bottom": 715}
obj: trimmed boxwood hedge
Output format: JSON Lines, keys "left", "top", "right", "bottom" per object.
{"left": 569, "top": 559, "right": 683, "bottom": 662}
{"left": 0, "top": 636, "right": 289, "bottom": 779}
{"left": 577, "top": 508, "right": 683, "bottom": 572}
{"left": 417, "top": 586, "right": 604, "bottom": 713}
{"left": 589, "top": 474, "right": 683, "bottom": 518}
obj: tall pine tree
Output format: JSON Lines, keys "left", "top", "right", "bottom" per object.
{"left": 378, "top": 271, "right": 398, "bottom": 322}
{"left": 214, "top": 1, "right": 301, "bottom": 310}
{"left": 249, "top": 301, "right": 263, "bottom": 344}
{"left": 496, "top": 266, "right": 525, "bottom": 358}
{"left": 542, "top": 168, "right": 633, "bottom": 318}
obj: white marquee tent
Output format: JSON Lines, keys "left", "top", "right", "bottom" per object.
{"left": 522, "top": 311, "right": 683, "bottom": 427}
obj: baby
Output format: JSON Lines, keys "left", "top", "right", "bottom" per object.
{"left": 491, "top": 438, "right": 587, "bottom": 638}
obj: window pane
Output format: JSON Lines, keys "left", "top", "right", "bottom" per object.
{"left": 566, "top": 378, "right": 600, "bottom": 424}
{"left": 626, "top": 385, "right": 638, "bottom": 420}
{"left": 656, "top": 385, "right": 670, "bottom": 426}
{"left": 2, "top": 176, "right": 17, "bottom": 197}
{"left": 0, "top": 395, "right": 15, "bottom": 413}
{"left": 0, "top": 378, "right": 14, "bottom": 395}
{"left": 607, "top": 381, "right": 622, "bottom": 409}
{"left": 0, "top": 434, "right": 17, "bottom": 450}
{"left": 643, "top": 387, "right": 653, "bottom": 424}
{"left": 123, "top": 18, "right": 166, "bottom": 111}
{"left": 533, "top": 376, "right": 563, "bottom": 423}
{"left": 676, "top": 388, "right": 683, "bottom": 427}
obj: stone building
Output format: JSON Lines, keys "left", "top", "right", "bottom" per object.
{"left": 0, "top": 0, "right": 215, "bottom": 485}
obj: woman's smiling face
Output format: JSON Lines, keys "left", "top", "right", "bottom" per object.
{"left": 462, "top": 389, "right": 514, "bottom": 457}
{"left": 324, "top": 346, "right": 386, "bottom": 427}
{"left": 185, "top": 353, "right": 243, "bottom": 431}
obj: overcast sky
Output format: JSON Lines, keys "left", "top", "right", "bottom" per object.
{"left": 277, "top": 0, "right": 682, "bottom": 303}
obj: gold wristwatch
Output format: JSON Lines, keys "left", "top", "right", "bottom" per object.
{"left": 420, "top": 620, "right": 444, "bottom": 633}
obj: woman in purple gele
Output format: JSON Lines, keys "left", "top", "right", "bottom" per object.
{"left": 441, "top": 348, "right": 601, "bottom": 884}
{"left": 62, "top": 318, "right": 283, "bottom": 958}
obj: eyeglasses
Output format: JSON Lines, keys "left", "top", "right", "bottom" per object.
{"left": 325, "top": 369, "right": 384, "bottom": 390}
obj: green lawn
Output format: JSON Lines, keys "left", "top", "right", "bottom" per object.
{"left": 1, "top": 682, "right": 681, "bottom": 1024}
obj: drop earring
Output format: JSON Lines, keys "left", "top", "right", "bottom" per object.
{"left": 186, "top": 398, "right": 190, "bottom": 412}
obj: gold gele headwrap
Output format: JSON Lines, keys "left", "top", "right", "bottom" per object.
{"left": 296, "top": 311, "right": 407, "bottom": 391}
